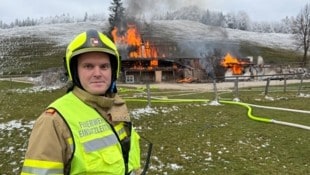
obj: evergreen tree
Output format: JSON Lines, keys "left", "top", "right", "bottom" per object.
{"left": 83, "top": 12, "right": 88, "bottom": 22}
{"left": 108, "top": 0, "right": 126, "bottom": 35}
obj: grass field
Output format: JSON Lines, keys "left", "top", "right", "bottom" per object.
{"left": 0, "top": 80, "right": 309, "bottom": 174}
{"left": 1, "top": 19, "right": 309, "bottom": 174}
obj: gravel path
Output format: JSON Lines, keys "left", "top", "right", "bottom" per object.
{"left": 1, "top": 76, "right": 309, "bottom": 92}
{"left": 119, "top": 79, "right": 310, "bottom": 91}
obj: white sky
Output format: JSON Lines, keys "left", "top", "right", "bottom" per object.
{"left": 0, "top": 0, "right": 308, "bottom": 23}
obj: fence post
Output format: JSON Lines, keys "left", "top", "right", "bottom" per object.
{"left": 212, "top": 78, "right": 218, "bottom": 102}
{"left": 146, "top": 83, "right": 151, "bottom": 107}
{"left": 283, "top": 75, "right": 287, "bottom": 93}
{"left": 264, "top": 78, "right": 270, "bottom": 96}
{"left": 234, "top": 76, "right": 239, "bottom": 100}
{"left": 10, "top": 75, "right": 13, "bottom": 89}
{"left": 297, "top": 74, "right": 305, "bottom": 95}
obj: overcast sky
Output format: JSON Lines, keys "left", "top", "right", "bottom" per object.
{"left": 0, "top": 0, "right": 308, "bottom": 24}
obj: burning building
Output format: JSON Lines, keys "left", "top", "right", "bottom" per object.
{"left": 219, "top": 53, "right": 305, "bottom": 81}
{"left": 112, "top": 23, "right": 207, "bottom": 83}
{"left": 220, "top": 53, "right": 254, "bottom": 81}
{"left": 221, "top": 53, "right": 250, "bottom": 75}
{"left": 110, "top": 22, "right": 290, "bottom": 84}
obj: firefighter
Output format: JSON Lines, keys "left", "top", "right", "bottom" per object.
{"left": 21, "top": 29, "right": 141, "bottom": 175}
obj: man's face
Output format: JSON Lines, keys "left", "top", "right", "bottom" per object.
{"left": 77, "top": 52, "right": 112, "bottom": 95}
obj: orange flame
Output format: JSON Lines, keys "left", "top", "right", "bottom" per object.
{"left": 221, "top": 53, "right": 244, "bottom": 75}
{"left": 112, "top": 24, "right": 158, "bottom": 59}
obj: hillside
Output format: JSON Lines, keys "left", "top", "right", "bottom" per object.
{"left": 0, "top": 20, "right": 299, "bottom": 75}
{"left": 1, "top": 20, "right": 310, "bottom": 175}
{"left": 152, "top": 20, "right": 295, "bottom": 50}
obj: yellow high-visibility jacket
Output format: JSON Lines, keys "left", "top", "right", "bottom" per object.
{"left": 21, "top": 87, "right": 140, "bottom": 175}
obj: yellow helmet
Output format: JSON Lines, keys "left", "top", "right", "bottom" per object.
{"left": 65, "top": 29, "right": 120, "bottom": 81}
{"left": 65, "top": 29, "right": 120, "bottom": 93}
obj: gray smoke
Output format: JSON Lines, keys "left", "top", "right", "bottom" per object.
{"left": 122, "top": 0, "right": 234, "bottom": 76}
{"left": 124, "top": 0, "right": 208, "bottom": 20}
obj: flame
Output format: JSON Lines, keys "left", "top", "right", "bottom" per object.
{"left": 150, "top": 59, "right": 158, "bottom": 66}
{"left": 221, "top": 53, "right": 244, "bottom": 75}
{"left": 177, "top": 77, "right": 195, "bottom": 83}
{"left": 131, "top": 61, "right": 144, "bottom": 70}
{"left": 112, "top": 24, "right": 159, "bottom": 59}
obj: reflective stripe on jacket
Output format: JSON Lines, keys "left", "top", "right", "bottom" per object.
{"left": 22, "top": 159, "right": 64, "bottom": 174}
{"left": 21, "top": 91, "right": 141, "bottom": 175}
{"left": 50, "top": 92, "right": 126, "bottom": 174}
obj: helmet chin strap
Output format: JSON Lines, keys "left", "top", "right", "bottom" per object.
{"left": 110, "top": 81, "right": 117, "bottom": 93}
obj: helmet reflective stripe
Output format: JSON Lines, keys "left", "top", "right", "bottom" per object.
{"left": 65, "top": 29, "right": 120, "bottom": 81}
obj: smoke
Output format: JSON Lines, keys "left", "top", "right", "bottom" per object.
{"left": 122, "top": 0, "right": 238, "bottom": 76}
{"left": 124, "top": 0, "right": 208, "bottom": 20}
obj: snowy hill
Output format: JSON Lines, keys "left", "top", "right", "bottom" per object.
{"left": 0, "top": 20, "right": 297, "bottom": 74}
{"left": 0, "top": 20, "right": 296, "bottom": 49}
{"left": 153, "top": 20, "right": 294, "bottom": 49}
{"left": 150, "top": 20, "right": 295, "bottom": 57}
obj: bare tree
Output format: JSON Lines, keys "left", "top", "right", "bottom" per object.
{"left": 292, "top": 3, "right": 310, "bottom": 67}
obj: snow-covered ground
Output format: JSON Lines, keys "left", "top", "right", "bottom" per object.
{"left": 0, "top": 20, "right": 296, "bottom": 51}
{"left": 1, "top": 80, "right": 310, "bottom": 174}
{"left": 119, "top": 78, "right": 310, "bottom": 91}
{"left": 0, "top": 20, "right": 306, "bottom": 174}
{"left": 0, "top": 21, "right": 108, "bottom": 46}
{"left": 152, "top": 20, "right": 295, "bottom": 51}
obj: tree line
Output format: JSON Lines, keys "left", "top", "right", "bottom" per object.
{"left": 0, "top": 5, "right": 293, "bottom": 34}
{"left": 0, "top": 13, "right": 106, "bottom": 29}
{"left": 153, "top": 5, "right": 293, "bottom": 34}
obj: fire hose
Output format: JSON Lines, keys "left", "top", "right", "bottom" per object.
{"left": 126, "top": 97, "right": 310, "bottom": 130}
{"left": 126, "top": 96, "right": 310, "bottom": 174}
{"left": 220, "top": 100, "right": 310, "bottom": 130}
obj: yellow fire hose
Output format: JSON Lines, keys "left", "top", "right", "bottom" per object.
{"left": 125, "top": 97, "right": 310, "bottom": 130}
{"left": 220, "top": 100, "right": 310, "bottom": 130}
